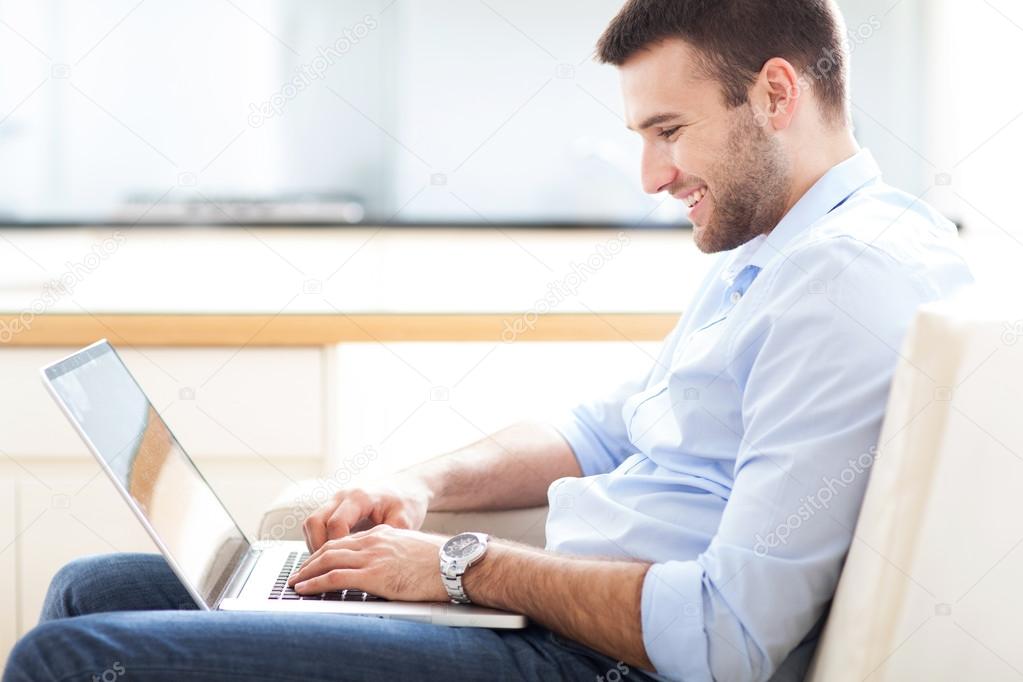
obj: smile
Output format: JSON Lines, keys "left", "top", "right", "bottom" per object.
{"left": 681, "top": 186, "right": 708, "bottom": 209}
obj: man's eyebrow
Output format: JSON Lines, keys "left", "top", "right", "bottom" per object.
{"left": 629, "top": 112, "right": 682, "bottom": 132}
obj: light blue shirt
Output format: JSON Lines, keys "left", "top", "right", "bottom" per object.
{"left": 545, "top": 150, "right": 973, "bottom": 682}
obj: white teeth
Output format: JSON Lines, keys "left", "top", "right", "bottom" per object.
{"left": 684, "top": 187, "right": 707, "bottom": 208}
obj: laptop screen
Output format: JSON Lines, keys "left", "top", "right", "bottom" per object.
{"left": 43, "top": 341, "right": 250, "bottom": 607}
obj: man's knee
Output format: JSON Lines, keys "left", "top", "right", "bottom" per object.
{"left": 41, "top": 553, "right": 162, "bottom": 621}
{"left": 41, "top": 554, "right": 100, "bottom": 621}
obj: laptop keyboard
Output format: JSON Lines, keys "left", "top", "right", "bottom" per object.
{"left": 268, "top": 551, "right": 384, "bottom": 602}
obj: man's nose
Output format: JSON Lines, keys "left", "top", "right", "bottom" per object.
{"left": 640, "top": 142, "right": 678, "bottom": 195}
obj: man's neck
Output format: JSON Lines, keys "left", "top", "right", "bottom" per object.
{"left": 783, "top": 129, "right": 860, "bottom": 217}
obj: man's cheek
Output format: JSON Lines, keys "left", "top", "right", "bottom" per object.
{"left": 670, "top": 144, "right": 711, "bottom": 181}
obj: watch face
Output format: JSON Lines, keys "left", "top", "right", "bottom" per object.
{"left": 444, "top": 533, "right": 483, "bottom": 559}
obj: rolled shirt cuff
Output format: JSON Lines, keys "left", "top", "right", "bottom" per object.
{"left": 547, "top": 413, "right": 621, "bottom": 478}
{"left": 641, "top": 561, "right": 712, "bottom": 682}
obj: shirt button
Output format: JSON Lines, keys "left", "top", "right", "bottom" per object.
{"left": 730, "top": 291, "right": 742, "bottom": 304}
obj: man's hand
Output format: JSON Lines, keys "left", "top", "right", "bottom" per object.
{"left": 290, "top": 524, "right": 655, "bottom": 670}
{"left": 302, "top": 477, "right": 432, "bottom": 552}
{"left": 289, "top": 524, "right": 448, "bottom": 602}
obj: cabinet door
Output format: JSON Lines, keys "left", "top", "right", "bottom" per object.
{"left": 0, "top": 478, "right": 16, "bottom": 670}
{"left": 15, "top": 465, "right": 156, "bottom": 636}
{"left": 12, "top": 459, "right": 320, "bottom": 641}
{"left": 0, "top": 347, "right": 325, "bottom": 459}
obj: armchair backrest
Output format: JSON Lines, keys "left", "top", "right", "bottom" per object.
{"left": 807, "top": 290, "right": 1023, "bottom": 680}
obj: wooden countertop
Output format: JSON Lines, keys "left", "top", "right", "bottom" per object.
{"left": 0, "top": 226, "right": 702, "bottom": 345}
{"left": 0, "top": 312, "right": 679, "bottom": 346}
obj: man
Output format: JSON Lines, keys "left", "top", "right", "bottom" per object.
{"left": 4, "top": 1, "right": 972, "bottom": 680}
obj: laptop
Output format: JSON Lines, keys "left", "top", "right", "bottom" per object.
{"left": 41, "top": 339, "right": 526, "bottom": 629}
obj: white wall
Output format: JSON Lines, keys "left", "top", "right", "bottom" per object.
{"left": 922, "top": 0, "right": 1023, "bottom": 290}
{"left": 840, "top": 0, "right": 930, "bottom": 194}
{"left": 0, "top": 0, "right": 681, "bottom": 225}
{"left": 0, "top": 0, "right": 393, "bottom": 220}
{"left": 1, "top": 0, "right": 998, "bottom": 238}
{"left": 388, "top": 0, "right": 678, "bottom": 224}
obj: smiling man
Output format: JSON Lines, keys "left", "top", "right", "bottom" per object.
{"left": 4, "top": 1, "right": 974, "bottom": 682}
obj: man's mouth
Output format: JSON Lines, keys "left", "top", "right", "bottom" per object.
{"left": 679, "top": 185, "right": 709, "bottom": 210}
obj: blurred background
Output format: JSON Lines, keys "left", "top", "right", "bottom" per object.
{"left": 0, "top": 0, "right": 1014, "bottom": 247}
{"left": 0, "top": 0, "right": 1020, "bottom": 670}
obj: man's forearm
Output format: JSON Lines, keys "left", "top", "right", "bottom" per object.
{"left": 400, "top": 420, "right": 582, "bottom": 512}
{"left": 463, "top": 541, "right": 655, "bottom": 672}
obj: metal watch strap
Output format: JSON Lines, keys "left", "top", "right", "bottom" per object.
{"left": 440, "top": 532, "right": 488, "bottom": 604}
{"left": 441, "top": 569, "right": 472, "bottom": 604}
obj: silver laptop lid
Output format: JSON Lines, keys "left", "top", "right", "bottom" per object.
{"left": 41, "top": 340, "right": 250, "bottom": 607}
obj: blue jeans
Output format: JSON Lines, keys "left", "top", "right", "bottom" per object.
{"left": 3, "top": 553, "right": 660, "bottom": 681}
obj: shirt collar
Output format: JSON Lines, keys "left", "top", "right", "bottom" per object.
{"left": 740, "top": 148, "right": 882, "bottom": 271}
{"left": 720, "top": 234, "right": 766, "bottom": 286}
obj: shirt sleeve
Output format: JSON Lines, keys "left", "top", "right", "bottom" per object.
{"left": 548, "top": 364, "right": 655, "bottom": 477}
{"left": 639, "top": 236, "right": 956, "bottom": 682}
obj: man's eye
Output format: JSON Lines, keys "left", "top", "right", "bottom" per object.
{"left": 659, "top": 126, "right": 682, "bottom": 140}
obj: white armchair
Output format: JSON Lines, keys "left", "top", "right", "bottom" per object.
{"left": 806, "top": 290, "right": 1023, "bottom": 681}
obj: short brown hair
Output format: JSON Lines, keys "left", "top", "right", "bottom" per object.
{"left": 596, "top": 0, "right": 850, "bottom": 125}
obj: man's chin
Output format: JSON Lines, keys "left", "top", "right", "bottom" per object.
{"left": 691, "top": 221, "right": 721, "bottom": 254}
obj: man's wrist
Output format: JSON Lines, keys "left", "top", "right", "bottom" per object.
{"left": 394, "top": 470, "right": 437, "bottom": 510}
{"left": 459, "top": 541, "right": 518, "bottom": 610}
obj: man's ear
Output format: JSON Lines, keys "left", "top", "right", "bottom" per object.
{"left": 749, "top": 57, "right": 801, "bottom": 131}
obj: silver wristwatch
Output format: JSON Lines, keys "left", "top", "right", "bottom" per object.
{"left": 439, "top": 532, "right": 489, "bottom": 604}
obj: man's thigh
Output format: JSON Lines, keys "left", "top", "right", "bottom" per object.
{"left": 6, "top": 610, "right": 642, "bottom": 682}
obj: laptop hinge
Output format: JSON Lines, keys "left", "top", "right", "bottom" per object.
{"left": 213, "top": 546, "right": 263, "bottom": 609}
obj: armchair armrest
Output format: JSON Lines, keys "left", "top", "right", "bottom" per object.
{"left": 258, "top": 479, "right": 548, "bottom": 548}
